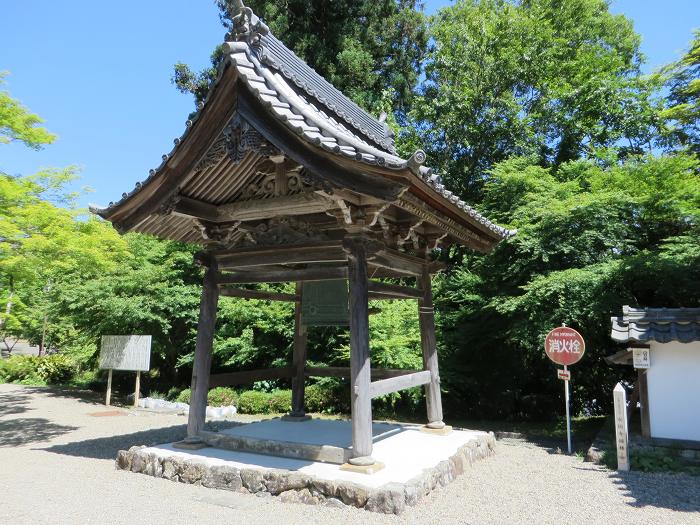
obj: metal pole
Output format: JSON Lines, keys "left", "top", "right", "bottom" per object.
{"left": 564, "top": 364, "right": 571, "bottom": 454}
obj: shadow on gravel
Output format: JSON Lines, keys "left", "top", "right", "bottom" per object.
{"left": 0, "top": 390, "right": 32, "bottom": 417}
{"left": 42, "top": 421, "right": 242, "bottom": 460}
{"left": 610, "top": 471, "right": 700, "bottom": 512}
{"left": 42, "top": 424, "right": 189, "bottom": 460}
{"left": 0, "top": 418, "right": 78, "bottom": 447}
{"left": 19, "top": 386, "right": 106, "bottom": 406}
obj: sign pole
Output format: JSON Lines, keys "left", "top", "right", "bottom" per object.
{"left": 105, "top": 369, "right": 113, "bottom": 406}
{"left": 134, "top": 370, "right": 141, "bottom": 408}
{"left": 564, "top": 364, "right": 571, "bottom": 454}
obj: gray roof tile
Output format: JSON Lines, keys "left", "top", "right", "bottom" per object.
{"left": 611, "top": 305, "right": 700, "bottom": 344}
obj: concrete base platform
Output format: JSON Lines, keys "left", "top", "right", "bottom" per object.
{"left": 115, "top": 419, "right": 496, "bottom": 514}
{"left": 199, "top": 418, "right": 404, "bottom": 464}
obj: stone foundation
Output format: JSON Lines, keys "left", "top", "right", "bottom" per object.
{"left": 115, "top": 432, "right": 496, "bottom": 514}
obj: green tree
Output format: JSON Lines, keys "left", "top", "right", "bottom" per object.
{"left": 660, "top": 30, "right": 700, "bottom": 155}
{"left": 408, "top": 0, "right": 660, "bottom": 201}
{"left": 437, "top": 153, "right": 700, "bottom": 420}
{"left": 0, "top": 72, "right": 56, "bottom": 149}
{"left": 0, "top": 170, "right": 127, "bottom": 355}
{"left": 173, "top": 1, "right": 428, "bottom": 115}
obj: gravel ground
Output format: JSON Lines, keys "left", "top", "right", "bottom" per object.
{"left": 1, "top": 383, "right": 699, "bottom": 524}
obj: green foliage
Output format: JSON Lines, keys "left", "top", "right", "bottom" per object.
{"left": 0, "top": 354, "right": 76, "bottom": 384}
{"left": 237, "top": 390, "right": 272, "bottom": 414}
{"left": 236, "top": 389, "right": 292, "bottom": 414}
{"left": 438, "top": 153, "right": 700, "bottom": 420}
{"left": 207, "top": 387, "right": 238, "bottom": 407}
{"left": 408, "top": 0, "right": 660, "bottom": 200}
{"left": 176, "top": 388, "right": 192, "bottom": 404}
{"left": 0, "top": 72, "right": 56, "bottom": 149}
{"left": 268, "top": 389, "right": 292, "bottom": 413}
{"left": 660, "top": 30, "right": 700, "bottom": 155}
{"left": 305, "top": 380, "right": 350, "bottom": 414}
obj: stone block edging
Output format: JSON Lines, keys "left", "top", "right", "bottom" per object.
{"left": 115, "top": 432, "right": 496, "bottom": 514}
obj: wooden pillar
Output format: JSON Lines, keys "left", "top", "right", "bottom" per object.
{"left": 418, "top": 266, "right": 445, "bottom": 428}
{"left": 639, "top": 369, "right": 651, "bottom": 438}
{"left": 344, "top": 237, "right": 375, "bottom": 465}
{"left": 290, "top": 282, "right": 308, "bottom": 416}
{"left": 186, "top": 258, "right": 220, "bottom": 439}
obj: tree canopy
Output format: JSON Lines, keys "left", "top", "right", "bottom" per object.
{"left": 0, "top": 72, "right": 56, "bottom": 149}
{"left": 406, "top": 0, "right": 660, "bottom": 200}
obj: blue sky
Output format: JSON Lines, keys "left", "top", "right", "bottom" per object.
{"left": 2, "top": 1, "right": 698, "bottom": 210}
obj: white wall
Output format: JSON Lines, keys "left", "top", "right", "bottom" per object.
{"left": 647, "top": 341, "right": 700, "bottom": 442}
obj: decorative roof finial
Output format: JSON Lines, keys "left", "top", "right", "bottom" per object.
{"left": 229, "top": 1, "right": 269, "bottom": 44}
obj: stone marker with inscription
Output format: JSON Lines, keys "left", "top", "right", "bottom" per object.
{"left": 613, "top": 383, "right": 630, "bottom": 471}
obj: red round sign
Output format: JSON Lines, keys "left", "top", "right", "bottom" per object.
{"left": 544, "top": 326, "right": 585, "bottom": 366}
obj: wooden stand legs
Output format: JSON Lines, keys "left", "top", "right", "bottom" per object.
{"left": 105, "top": 369, "right": 112, "bottom": 406}
{"left": 345, "top": 238, "right": 375, "bottom": 465}
{"left": 290, "top": 282, "right": 308, "bottom": 417}
{"left": 186, "top": 260, "right": 220, "bottom": 440}
{"left": 419, "top": 267, "right": 445, "bottom": 429}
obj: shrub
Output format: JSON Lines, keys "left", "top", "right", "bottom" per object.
{"left": 305, "top": 379, "right": 349, "bottom": 414}
{"left": 268, "top": 389, "right": 292, "bottom": 413}
{"left": 238, "top": 390, "right": 271, "bottom": 414}
{"left": 37, "top": 354, "right": 76, "bottom": 383}
{"left": 69, "top": 369, "right": 102, "bottom": 389}
{"left": 0, "top": 354, "right": 76, "bottom": 384}
{"left": 0, "top": 356, "right": 41, "bottom": 383}
{"left": 166, "top": 387, "right": 182, "bottom": 401}
{"left": 208, "top": 387, "right": 238, "bottom": 407}
{"left": 176, "top": 388, "right": 192, "bottom": 404}
{"left": 149, "top": 390, "right": 167, "bottom": 400}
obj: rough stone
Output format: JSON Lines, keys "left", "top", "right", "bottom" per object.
{"left": 323, "top": 497, "right": 346, "bottom": 509}
{"left": 311, "top": 478, "right": 338, "bottom": 498}
{"left": 279, "top": 488, "right": 322, "bottom": 505}
{"left": 115, "top": 450, "right": 132, "bottom": 471}
{"left": 240, "top": 468, "right": 265, "bottom": 493}
{"left": 202, "top": 464, "right": 243, "bottom": 492}
{"left": 161, "top": 457, "right": 182, "bottom": 481}
{"left": 336, "top": 482, "right": 370, "bottom": 507}
{"left": 142, "top": 453, "right": 163, "bottom": 477}
{"left": 179, "top": 461, "right": 206, "bottom": 484}
{"left": 365, "top": 483, "right": 406, "bottom": 515}
{"left": 264, "top": 471, "right": 310, "bottom": 495}
{"left": 130, "top": 452, "right": 146, "bottom": 473}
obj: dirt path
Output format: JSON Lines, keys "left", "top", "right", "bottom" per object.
{"left": 1, "top": 383, "right": 698, "bottom": 524}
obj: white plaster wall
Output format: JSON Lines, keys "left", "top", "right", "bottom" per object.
{"left": 647, "top": 341, "right": 700, "bottom": 442}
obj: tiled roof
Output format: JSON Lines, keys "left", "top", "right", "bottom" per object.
{"left": 611, "top": 305, "right": 700, "bottom": 344}
{"left": 91, "top": 3, "right": 515, "bottom": 241}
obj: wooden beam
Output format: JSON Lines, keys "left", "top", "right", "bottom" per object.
{"left": 218, "top": 192, "right": 334, "bottom": 221}
{"left": 218, "top": 266, "right": 348, "bottom": 284}
{"left": 369, "top": 248, "right": 427, "bottom": 276}
{"left": 639, "top": 370, "right": 651, "bottom": 438}
{"left": 187, "top": 259, "right": 220, "bottom": 438}
{"left": 369, "top": 370, "right": 431, "bottom": 399}
{"left": 173, "top": 196, "right": 221, "bottom": 222}
{"left": 219, "top": 287, "right": 299, "bottom": 301}
{"left": 209, "top": 367, "right": 294, "bottom": 388}
{"left": 418, "top": 266, "right": 445, "bottom": 428}
{"left": 290, "top": 282, "right": 308, "bottom": 416}
{"left": 211, "top": 242, "right": 346, "bottom": 268}
{"left": 345, "top": 237, "right": 374, "bottom": 464}
{"left": 367, "top": 280, "right": 422, "bottom": 299}
{"left": 305, "top": 366, "right": 419, "bottom": 380}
